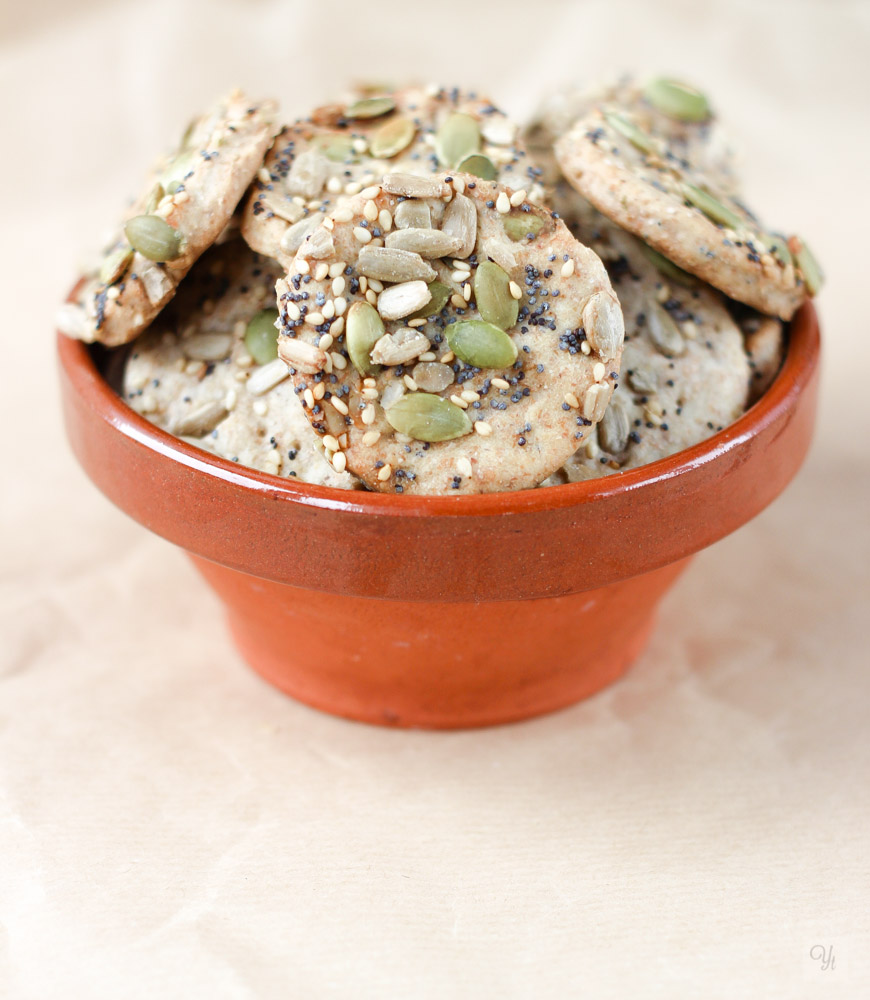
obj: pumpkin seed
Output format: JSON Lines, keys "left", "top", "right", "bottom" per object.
{"left": 385, "top": 392, "right": 472, "bottom": 442}
{"left": 144, "top": 182, "right": 165, "bottom": 214}
{"left": 647, "top": 301, "right": 686, "bottom": 357}
{"left": 639, "top": 241, "right": 696, "bottom": 286}
{"left": 346, "top": 302, "right": 385, "bottom": 375}
{"left": 385, "top": 228, "right": 463, "bottom": 258}
{"left": 436, "top": 113, "right": 480, "bottom": 168}
{"left": 446, "top": 320, "right": 518, "bottom": 368}
{"left": 643, "top": 77, "right": 710, "bottom": 122}
{"left": 410, "top": 281, "right": 450, "bottom": 319}
{"left": 344, "top": 96, "right": 396, "bottom": 119}
{"left": 792, "top": 237, "right": 823, "bottom": 295}
{"left": 456, "top": 153, "right": 497, "bottom": 180}
{"left": 369, "top": 116, "right": 416, "bottom": 159}
{"left": 768, "top": 234, "right": 793, "bottom": 269}
{"left": 99, "top": 246, "right": 133, "bottom": 285}
{"left": 124, "top": 215, "right": 182, "bottom": 262}
{"left": 441, "top": 192, "right": 477, "bottom": 258}
{"left": 473, "top": 262, "right": 518, "bottom": 330}
{"left": 313, "top": 133, "right": 356, "bottom": 163}
{"left": 503, "top": 214, "right": 545, "bottom": 242}
{"left": 680, "top": 182, "right": 743, "bottom": 230}
{"left": 357, "top": 245, "right": 436, "bottom": 283}
{"left": 162, "top": 150, "right": 195, "bottom": 192}
{"left": 412, "top": 361, "right": 454, "bottom": 393}
{"left": 244, "top": 309, "right": 280, "bottom": 365}
{"left": 604, "top": 111, "right": 657, "bottom": 155}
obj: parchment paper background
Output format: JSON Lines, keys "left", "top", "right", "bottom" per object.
{"left": 1, "top": 0, "right": 868, "bottom": 996}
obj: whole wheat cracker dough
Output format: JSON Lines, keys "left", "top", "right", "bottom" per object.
{"left": 525, "top": 74, "right": 740, "bottom": 193}
{"left": 241, "top": 86, "right": 544, "bottom": 268}
{"left": 274, "top": 171, "right": 623, "bottom": 495}
{"left": 123, "top": 240, "right": 356, "bottom": 489}
{"left": 730, "top": 306, "right": 786, "bottom": 404}
{"left": 555, "top": 107, "right": 817, "bottom": 320}
{"left": 57, "top": 90, "right": 277, "bottom": 347}
{"left": 544, "top": 198, "right": 749, "bottom": 482}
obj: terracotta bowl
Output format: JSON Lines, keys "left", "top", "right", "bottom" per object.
{"left": 57, "top": 304, "right": 820, "bottom": 728}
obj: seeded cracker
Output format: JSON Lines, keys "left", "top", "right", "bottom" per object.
{"left": 57, "top": 91, "right": 277, "bottom": 347}
{"left": 275, "top": 172, "right": 623, "bottom": 494}
{"left": 542, "top": 199, "right": 749, "bottom": 481}
{"left": 555, "top": 108, "right": 822, "bottom": 320}
{"left": 241, "top": 86, "right": 544, "bottom": 267}
{"left": 123, "top": 240, "right": 357, "bottom": 488}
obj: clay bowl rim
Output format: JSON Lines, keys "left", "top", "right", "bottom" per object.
{"left": 57, "top": 301, "right": 819, "bottom": 520}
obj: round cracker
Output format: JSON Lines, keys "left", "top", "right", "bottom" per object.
{"left": 123, "top": 240, "right": 357, "bottom": 489}
{"left": 241, "top": 86, "right": 544, "bottom": 267}
{"left": 58, "top": 90, "right": 277, "bottom": 347}
{"left": 555, "top": 108, "right": 810, "bottom": 320}
{"left": 274, "top": 172, "right": 624, "bottom": 495}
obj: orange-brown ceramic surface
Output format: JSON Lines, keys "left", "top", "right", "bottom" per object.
{"left": 57, "top": 304, "right": 820, "bottom": 727}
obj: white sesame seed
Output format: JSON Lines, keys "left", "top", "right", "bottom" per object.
{"left": 403, "top": 375, "right": 418, "bottom": 391}
{"left": 509, "top": 189, "right": 527, "bottom": 207}
{"left": 318, "top": 333, "right": 334, "bottom": 350}
{"left": 313, "top": 382, "right": 326, "bottom": 400}
{"left": 361, "top": 387, "right": 379, "bottom": 400}
{"left": 449, "top": 394, "right": 469, "bottom": 409}
{"left": 322, "top": 300, "right": 335, "bottom": 320}
{"left": 452, "top": 259, "right": 471, "bottom": 271}
{"left": 331, "top": 316, "right": 345, "bottom": 336}
{"left": 314, "top": 262, "right": 329, "bottom": 281}
{"left": 322, "top": 217, "right": 334, "bottom": 231}
{"left": 106, "top": 286, "right": 120, "bottom": 300}
{"left": 462, "top": 282, "right": 472, "bottom": 301}
{"left": 580, "top": 341, "right": 592, "bottom": 355}
{"left": 441, "top": 351, "right": 455, "bottom": 364}
{"left": 352, "top": 138, "right": 368, "bottom": 154}
{"left": 292, "top": 196, "right": 306, "bottom": 207}
{"left": 332, "top": 207, "right": 354, "bottom": 223}
{"left": 253, "top": 399, "right": 268, "bottom": 417}
{"left": 564, "top": 392, "right": 580, "bottom": 409}
{"left": 332, "top": 452, "right": 347, "bottom": 473}
{"left": 364, "top": 200, "right": 379, "bottom": 222}
{"left": 561, "top": 259, "right": 575, "bottom": 277}
{"left": 330, "top": 396, "right": 349, "bottom": 415}
{"left": 354, "top": 226, "right": 373, "bottom": 244}
{"left": 593, "top": 362, "right": 607, "bottom": 382}
{"left": 474, "top": 420, "right": 492, "bottom": 436}
{"left": 377, "top": 463, "right": 393, "bottom": 481}
{"left": 296, "top": 259, "right": 310, "bottom": 275}
{"left": 491, "top": 377, "right": 510, "bottom": 390}
{"left": 367, "top": 278, "right": 384, "bottom": 293}
{"left": 329, "top": 260, "right": 346, "bottom": 278}
{"left": 361, "top": 404, "right": 376, "bottom": 425}
{"left": 417, "top": 351, "right": 436, "bottom": 362}
{"left": 285, "top": 301, "right": 301, "bottom": 320}
{"left": 451, "top": 270, "right": 469, "bottom": 284}
{"left": 303, "top": 388, "right": 315, "bottom": 409}
{"left": 304, "top": 312, "right": 324, "bottom": 326}
{"left": 334, "top": 297, "right": 347, "bottom": 317}
{"left": 322, "top": 434, "right": 340, "bottom": 452}
{"left": 363, "top": 377, "right": 377, "bottom": 387}
{"left": 327, "top": 177, "right": 343, "bottom": 194}
{"left": 339, "top": 433, "right": 348, "bottom": 448}
{"left": 224, "top": 389, "right": 237, "bottom": 410}
{"left": 359, "top": 276, "right": 368, "bottom": 293}
{"left": 496, "top": 192, "right": 511, "bottom": 214}
{"left": 345, "top": 181, "right": 362, "bottom": 195}
{"left": 378, "top": 209, "right": 392, "bottom": 232}
{"left": 360, "top": 185, "right": 381, "bottom": 200}
{"left": 331, "top": 352, "right": 347, "bottom": 370}
{"left": 362, "top": 430, "right": 381, "bottom": 447}
{"left": 407, "top": 318, "right": 426, "bottom": 328}
{"left": 173, "top": 190, "right": 190, "bottom": 205}
{"left": 457, "top": 457, "right": 473, "bottom": 478}
{"left": 460, "top": 390, "right": 480, "bottom": 402}
{"left": 365, "top": 289, "right": 378, "bottom": 305}
{"left": 508, "top": 281, "right": 522, "bottom": 300}
{"left": 450, "top": 293, "right": 466, "bottom": 309}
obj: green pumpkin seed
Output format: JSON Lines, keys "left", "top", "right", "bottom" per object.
{"left": 162, "top": 150, "right": 196, "bottom": 193}
{"left": 604, "top": 111, "right": 657, "bottom": 155}
{"left": 313, "top": 133, "right": 356, "bottom": 163}
{"left": 647, "top": 302, "right": 686, "bottom": 357}
{"left": 680, "top": 182, "right": 743, "bottom": 230}
{"left": 346, "top": 301, "right": 384, "bottom": 375}
{"left": 410, "top": 281, "right": 450, "bottom": 319}
{"left": 369, "top": 116, "right": 416, "bottom": 159}
{"left": 473, "top": 261, "right": 518, "bottom": 330}
{"left": 446, "top": 320, "right": 518, "bottom": 368}
{"left": 124, "top": 215, "right": 182, "bottom": 262}
{"left": 643, "top": 77, "right": 710, "bottom": 122}
{"left": 456, "top": 153, "right": 497, "bottom": 180}
{"left": 384, "top": 393, "right": 472, "bottom": 442}
{"left": 793, "top": 237, "right": 823, "bottom": 295}
{"left": 768, "top": 234, "right": 793, "bottom": 269}
{"left": 638, "top": 241, "right": 696, "bottom": 286}
{"left": 503, "top": 214, "right": 545, "bottom": 242}
{"left": 344, "top": 96, "right": 395, "bottom": 119}
{"left": 144, "top": 183, "right": 165, "bottom": 215}
{"left": 436, "top": 113, "right": 480, "bottom": 168}
{"left": 99, "top": 246, "right": 133, "bottom": 285}
{"left": 244, "top": 309, "right": 280, "bottom": 365}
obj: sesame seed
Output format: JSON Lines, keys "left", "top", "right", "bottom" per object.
{"left": 332, "top": 276, "right": 346, "bottom": 297}
{"left": 304, "top": 312, "right": 324, "bottom": 326}
{"left": 332, "top": 207, "right": 354, "bottom": 223}
{"left": 449, "top": 394, "right": 469, "bottom": 409}
{"left": 365, "top": 289, "right": 378, "bottom": 305}
{"left": 253, "top": 399, "right": 268, "bottom": 416}
{"left": 362, "top": 430, "right": 381, "bottom": 447}
{"left": 593, "top": 362, "right": 606, "bottom": 381}
{"left": 327, "top": 177, "right": 343, "bottom": 194}
{"left": 332, "top": 452, "right": 347, "bottom": 473}
{"left": 334, "top": 297, "right": 347, "bottom": 316}
{"left": 580, "top": 341, "right": 592, "bottom": 355}
{"left": 329, "top": 260, "right": 346, "bottom": 278}
{"left": 318, "top": 333, "right": 333, "bottom": 350}
{"left": 509, "top": 189, "right": 527, "bottom": 207}
{"left": 564, "top": 392, "right": 580, "bottom": 409}
{"left": 441, "top": 351, "right": 455, "bottom": 364}
{"left": 457, "top": 457, "right": 473, "bottom": 478}
{"left": 330, "top": 397, "right": 350, "bottom": 415}
{"left": 560, "top": 259, "right": 575, "bottom": 277}
{"left": 331, "top": 317, "right": 346, "bottom": 336}
{"left": 491, "top": 377, "right": 510, "bottom": 390}
{"left": 314, "top": 262, "right": 329, "bottom": 281}
{"left": 452, "top": 259, "right": 471, "bottom": 271}
{"left": 361, "top": 387, "right": 379, "bottom": 400}
{"left": 363, "top": 377, "right": 377, "bottom": 387}
{"left": 378, "top": 209, "right": 392, "bottom": 232}
{"left": 403, "top": 375, "right": 418, "bottom": 391}
{"left": 450, "top": 293, "right": 466, "bottom": 309}
{"left": 407, "top": 318, "right": 426, "bottom": 328}
{"left": 462, "top": 282, "right": 471, "bottom": 301}
{"left": 363, "top": 200, "right": 378, "bottom": 222}
{"left": 345, "top": 181, "right": 362, "bottom": 195}
{"left": 359, "top": 276, "right": 368, "bottom": 293}
{"left": 360, "top": 185, "right": 381, "bottom": 200}
{"left": 508, "top": 281, "right": 522, "bottom": 300}
{"left": 461, "top": 390, "right": 480, "bottom": 402}
{"left": 303, "top": 389, "right": 315, "bottom": 409}
{"left": 496, "top": 192, "right": 511, "bottom": 214}
{"left": 331, "top": 352, "right": 347, "bottom": 370}
{"left": 451, "top": 270, "right": 469, "bottom": 283}
{"left": 296, "top": 259, "right": 310, "bottom": 275}
{"left": 322, "top": 301, "right": 336, "bottom": 320}
{"left": 417, "top": 351, "right": 436, "bottom": 361}
{"left": 322, "top": 434, "right": 340, "bottom": 452}
{"left": 313, "top": 382, "right": 326, "bottom": 400}
{"left": 285, "top": 301, "right": 301, "bottom": 320}
{"left": 377, "top": 463, "right": 392, "bottom": 481}
{"left": 474, "top": 420, "right": 492, "bottom": 436}
{"left": 368, "top": 277, "right": 384, "bottom": 293}
{"left": 361, "top": 404, "right": 376, "bottom": 425}
{"left": 354, "top": 227, "right": 373, "bottom": 244}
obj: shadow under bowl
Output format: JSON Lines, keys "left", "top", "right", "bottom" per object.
{"left": 57, "top": 304, "right": 820, "bottom": 728}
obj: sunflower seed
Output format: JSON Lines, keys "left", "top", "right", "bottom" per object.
{"left": 99, "top": 247, "right": 133, "bottom": 285}
{"left": 473, "top": 261, "right": 518, "bottom": 331}
{"left": 409, "top": 280, "right": 450, "bottom": 319}
{"left": 279, "top": 214, "right": 321, "bottom": 255}
{"left": 597, "top": 395, "right": 630, "bottom": 454}
{"left": 370, "top": 327, "right": 430, "bottom": 366}
{"left": 261, "top": 194, "right": 305, "bottom": 224}
{"left": 277, "top": 337, "right": 328, "bottom": 374}
{"left": 346, "top": 301, "right": 385, "bottom": 375}
{"left": 502, "top": 214, "right": 545, "bottom": 242}
{"left": 456, "top": 153, "right": 497, "bottom": 180}
{"left": 441, "top": 192, "right": 477, "bottom": 258}
{"left": 170, "top": 400, "right": 227, "bottom": 437}
{"left": 481, "top": 117, "right": 517, "bottom": 146}
{"left": 582, "top": 291, "right": 624, "bottom": 360}
{"left": 436, "top": 112, "right": 481, "bottom": 168}
{"left": 137, "top": 259, "right": 173, "bottom": 304}
{"left": 411, "top": 361, "right": 454, "bottom": 393}
{"left": 382, "top": 173, "right": 448, "bottom": 199}
{"left": 380, "top": 379, "right": 406, "bottom": 410}
{"left": 285, "top": 149, "right": 329, "bottom": 199}
{"left": 357, "top": 246, "right": 436, "bottom": 283}
{"left": 385, "top": 228, "right": 462, "bottom": 258}
{"left": 297, "top": 226, "right": 335, "bottom": 260}
{"left": 647, "top": 301, "right": 686, "bottom": 357}
{"left": 481, "top": 237, "right": 517, "bottom": 274}
{"left": 680, "top": 182, "right": 743, "bottom": 230}
{"left": 376, "top": 280, "right": 432, "bottom": 320}
{"left": 583, "top": 383, "right": 611, "bottom": 422}
{"left": 643, "top": 77, "right": 710, "bottom": 122}
{"left": 124, "top": 215, "right": 182, "bottom": 262}
{"left": 394, "top": 200, "right": 431, "bottom": 230}
{"left": 370, "top": 116, "right": 416, "bottom": 159}
{"left": 344, "top": 96, "right": 396, "bottom": 119}
{"left": 385, "top": 392, "right": 473, "bottom": 442}
{"left": 244, "top": 309, "right": 280, "bottom": 365}
{"left": 446, "top": 320, "right": 518, "bottom": 368}
{"left": 184, "top": 332, "right": 233, "bottom": 362}
{"left": 627, "top": 365, "right": 658, "bottom": 394}
{"left": 245, "top": 358, "right": 291, "bottom": 395}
